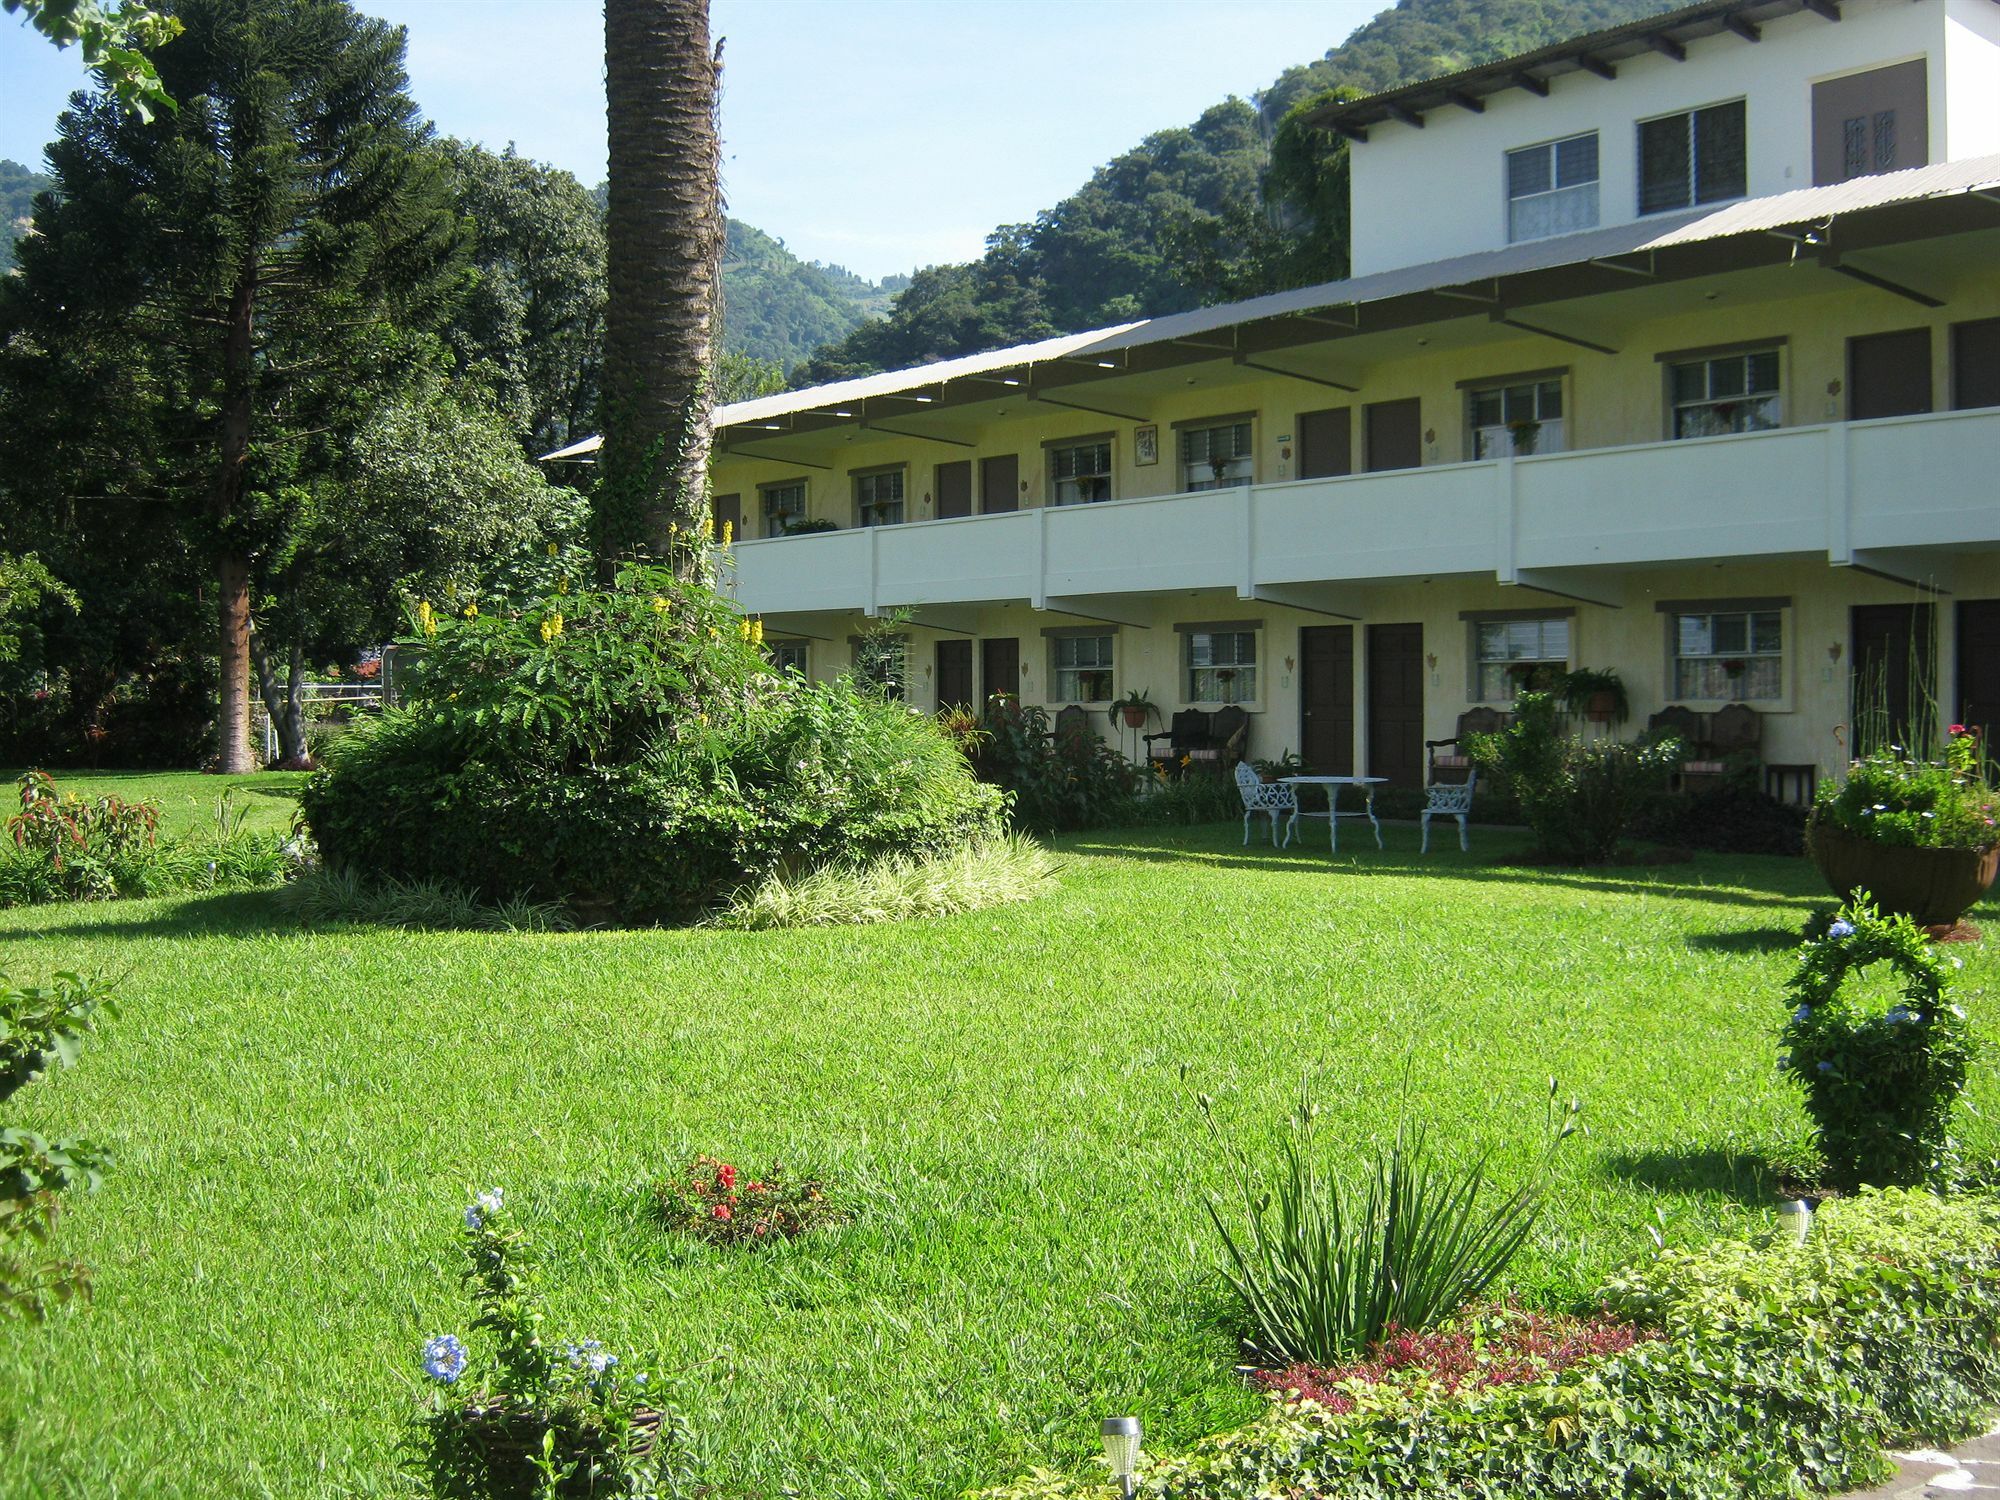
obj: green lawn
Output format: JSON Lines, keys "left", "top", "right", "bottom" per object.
{"left": 1, "top": 781, "right": 1995, "bottom": 1499}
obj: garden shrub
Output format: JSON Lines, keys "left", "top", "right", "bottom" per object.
{"left": 1, "top": 972, "right": 115, "bottom": 1320}
{"left": 1192, "top": 1074, "right": 1580, "bottom": 1365}
{"left": 951, "top": 699, "right": 1142, "bottom": 832}
{"left": 652, "top": 1155, "right": 844, "bottom": 1244}
{"left": 300, "top": 565, "right": 1003, "bottom": 924}
{"left": 417, "top": 1189, "right": 681, "bottom": 1499}
{"left": 1778, "top": 896, "right": 1973, "bottom": 1190}
{"left": 983, "top": 1190, "right": 2000, "bottom": 1500}
{"left": 709, "top": 832, "right": 1056, "bottom": 930}
{"left": 1632, "top": 781, "right": 1806, "bottom": 856}
{"left": 1471, "top": 692, "right": 1680, "bottom": 864}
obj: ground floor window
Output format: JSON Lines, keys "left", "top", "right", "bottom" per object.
{"left": 1050, "top": 634, "right": 1114, "bottom": 703}
{"left": 1185, "top": 628, "right": 1257, "bottom": 703}
{"left": 854, "top": 468, "right": 905, "bottom": 527}
{"left": 761, "top": 481, "right": 808, "bottom": 536}
{"left": 1472, "top": 615, "right": 1571, "bottom": 701}
{"left": 1049, "top": 438, "right": 1113, "bottom": 505}
{"left": 1468, "top": 378, "right": 1565, "bottom": 458}
{"left": 767, "top": 640, "right": 807, "bottom": 675}
{"left": 1673, "top": 608, "right": 1783, "bottom": 700}
{"left": 1669, "top": 349, "right": 1780, "bottom": 438}
{"left": 854, "top": 633, "right": 908, "bottom": 700}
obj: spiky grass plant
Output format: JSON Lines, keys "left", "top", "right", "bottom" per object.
{"left": 708, "top": 834, "right": 1057, "bottom": 931}
{"left": 1194, "top": 1072, "right": 1581, "bottom": 1367}
{"left": 280, "top": 867, "right": 574, "bottom": 933}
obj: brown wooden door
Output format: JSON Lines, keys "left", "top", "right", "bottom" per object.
{"left": 712, "top": 492, "right": 743, "bottom": 539}
{"left": 1952, "top": 318, "right": 2000, "bottom": 410}
{"left": 979, "top": 454, "right": 1019, "bottom": 513}
{"left": 1364, "top": 399, "right": 1421, "bottom": 472}
{"left": 1957, "top": 600, "right": 2000, "bottom": 769}
{"left": 935, "top": 639, "right": 973, "bottom": 710}
{"left": 1848, "top": 328, "right": 1932, "bottom": 420}
{"left": 1367, "top": 623, "right": 1425, "bottom": 787}
{"left": 935, "top": 460, "right": 972, "bottom": 519}
{"left": 1299, "top": 625, "right": 1354, "bottom": 775}
{"left": 981, "top": 636, "right": 1019, "bottom": 701}
{"left": 1851, "top": 602, "right": 1936, "bottom": 755}
{"left": 1296, "top": 408, "right": 1352, "bottom": 480}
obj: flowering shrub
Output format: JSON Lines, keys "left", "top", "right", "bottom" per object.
{"left": 415, "top": 1188, "right": 683, "bottom": 1498}
{"left": 1813, "top": 725, "right": 1998, "bottom": 850}
{"left": 1470, "top": 692, "right": 1681, "bottom": 864}
{"left": 1778, "top": 896, "right": 1974, "bottom": 1190}
{"left": 653, "top": 1155, "right": 843, "bottom": 1245}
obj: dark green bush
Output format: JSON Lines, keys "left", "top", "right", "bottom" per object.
{"left": 1632, "top": 782, "right": 1807, "bottom": 856}
{"left": 1471, "top": 692, "right": 1680, "bottom": 864}
{"left": 948, "top": 699, "right": 1141, "bottom": 832}
{"left": 984, "top": 1190, "right": 2000, "bottom": 1500}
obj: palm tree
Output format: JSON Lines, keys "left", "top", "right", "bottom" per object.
{"left": 599, "top": 0, "right": 725, "bottom": 575}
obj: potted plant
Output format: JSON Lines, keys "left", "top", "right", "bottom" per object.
{"left": 1557, "top": 667, "right": 1629, "bottom": 727}
{"left": 1507, "top": 417, "right": 1542, "bottom": 456}
{"left": 1109, "top": 688, "right": 1156, "bottom": 730}
{"left": 1807, "top": 725, "right": 2000, "bottom": 931}
{"left": 1253, "top": 750, "right": 1304, "bottom": 785}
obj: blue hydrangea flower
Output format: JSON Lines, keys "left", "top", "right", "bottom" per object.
{"left": 1827, "top": 919, "right": 1855, "bottom": 939}
{"left": 465, "top": 1187, "right": 504, "bottom": 1230}
{"left": 1793, "top": 1005, "right": 1812, "bottom": 1024}
{"left": 1817, "top": 1060, "right": 1836, "bottom": 1074}
{"left": 422, "top": 1334, "right": 467, "bottom": 1383}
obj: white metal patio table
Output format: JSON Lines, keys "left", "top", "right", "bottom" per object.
{"left": 1278, "top": 775, "right": 1389, "bottom": 852}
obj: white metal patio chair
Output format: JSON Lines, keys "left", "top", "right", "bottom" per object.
{"left": 1235, "top": 762, "right": 1297, "bottom": 846}
{"left": 1420, "top": 769, "right": 1478, "bottom": 853}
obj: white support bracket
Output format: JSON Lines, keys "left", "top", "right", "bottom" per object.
{"left": 1238, "top": 583, "right": 1365, "bottom": 619}
{"left": 1038, "top": 595, "right": 1157, "bottom": 629}
{"left": 1504, "top": 569, "right": 1628, "bottom": 609}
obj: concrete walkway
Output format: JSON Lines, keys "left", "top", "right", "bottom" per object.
{"left": 1846, "top": 1426, "right": 2000, "bottom": 1497}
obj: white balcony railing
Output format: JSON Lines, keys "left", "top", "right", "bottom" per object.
{"left": 724, "top": 407, "right": 2000, "bottom": 618}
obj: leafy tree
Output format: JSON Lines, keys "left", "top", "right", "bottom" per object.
{"left": 2, "top": 0, "right": 181, "bottom": 119}
{"left": 436, "top": 140, "right": 606, "bottom": 461}
{"left": 0, "top": 0, "right": 467, "bottom": 772}
{"left": 598, "top": 0, "right": 724, "bottom": 569}
{"left": 0, "top": 160, "right": 55, "bottom": 274}
{"left": 0, "top": 553, "right": 75, "bottom": 667}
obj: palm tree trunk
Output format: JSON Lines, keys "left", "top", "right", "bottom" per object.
{"left": 599, "top": 0, "right": 724, "bottom": 578}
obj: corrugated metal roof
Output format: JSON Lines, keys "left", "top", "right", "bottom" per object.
{"left": 539, "top": 154, "right": 2000, "bottom": 463}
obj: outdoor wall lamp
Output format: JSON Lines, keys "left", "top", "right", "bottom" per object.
{"left": 1777, "top": 1198, "right": 1812, "bottom": 1243}
{"left": 1101, "top": 1417, "right": 1142, "bottom": 1500}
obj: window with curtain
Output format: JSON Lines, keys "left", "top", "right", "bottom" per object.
{"left": 1049, "top": 439, "right": 1112, "bottom": 505}
{"left": 1506, "top": 133, "right": 1599, "bottom": 242}
{"left": 760, "top": 481, "right": 807, "bottom": 536}
{"left": 1670, "top": 349, "right": 1781, "bottom": 438}
{"left": 854, "top": 469, "right": 905, "bottom": 527}
{"left": 1185, "top": 629, "right": 1257, "bottom": 703}
{"left": 1050, "top": 635, "right": 1114, "bottom": 702}
{"left": 1639, "top": 100, "right": 1746, "bottom": 215}
{"left": 1181, "top": 421, "right": 1252, "bottom": 491}
{"left": 1467, "top": 378, "right": 1565, "bottom": 458}
{"left": 1673, "top": 609, "right": 1783, "bottom": 700}
{"left": 1472, "top": 616, "right": 1571, "bottom": 701}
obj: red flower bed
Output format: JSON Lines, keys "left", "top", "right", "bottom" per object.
{"left": 1251, "top": 1306, "right": 1652, "bottom": 1413}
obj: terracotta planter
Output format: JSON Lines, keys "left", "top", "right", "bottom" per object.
{"left": 1586, "top": 691, "right": 1616, "bottom": 724}
{"left": 1120, "top": 705, "right": 1148, "bottom": 728}
{"left": 1807, "top": 816, "right": 2000, "bottom": 928}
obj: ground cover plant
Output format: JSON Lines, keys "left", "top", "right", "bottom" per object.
{"left": 653, "top": 1155, "right": 843, "bottom": 1244}
{"left": 1, "top": 773, "right": 1997, "bottom": 1496}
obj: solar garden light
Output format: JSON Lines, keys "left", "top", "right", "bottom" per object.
{"left": 1777, "top": 1198, "right": 1812, "bottom": 1244}
{"left": 1101, "top": 1416, "right": 1141, "bottom": 1500}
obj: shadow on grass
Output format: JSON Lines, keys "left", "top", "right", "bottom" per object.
{"left": 1599, "top": 1146, "right": 1779, "bottom": 1209}
{"left": 1684, "top": 926, "right": 1804, "bottom": 955}
{"left": 0, "top": 887, "right": 304, "bottom": 943}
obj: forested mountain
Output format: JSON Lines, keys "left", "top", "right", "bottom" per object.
{"left": 793, "top": 0, "right": 1679, "bottom": 384}
{"left": 719, "top": 219, "right": 898, "bottom": 365}
{"left": 0, "top": 160, "right": 54, "bottom": 274}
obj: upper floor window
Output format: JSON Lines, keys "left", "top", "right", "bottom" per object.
{"left": 1673, "top": 608, "right": 1783, "bottom": 701}
{"left": 1186, "top": 628, "right": 1257, "bottom": 704}
{"left": 1049, "top": 438, "right": 1112, "bottom": 505}
{"left": 1050, "top": 634, "right": 1114, "bottom": 703}
{"left": 1506, "top": 133, "right": 1598, "bottom": 243}
{"left": 1669, "top": 349, "right": 1780, "bottom": 439}
{"left": 1472, "top": 615, "right": 1570, "bottom": 702}
{"left": 761, "top": 480, "right": 807, "bottom": 536}
{"left": 1468, "top": 378, "right": 1565, "bottom": 458}
{"left": 854, "top": 468, "right": 904, "bottom": 527}
{"left": 767, "top": 640, "right": 808, "bottom": 676}
{"left": 1182, "top": 420, "right": 1252, "bottom": 491}
{"left": 1639, "top": 100, "right": 1746, "bottom": 216}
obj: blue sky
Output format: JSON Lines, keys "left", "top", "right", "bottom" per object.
{"left": 1, "top": 0, "right": 1378, "bottom": 280}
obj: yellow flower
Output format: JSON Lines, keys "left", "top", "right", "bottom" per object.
{"left": 721, "top": 519, "right": 734, "bottom": 546}
{"left": 751, "top": 618, "right": 764, "bottom": 646}
{"left": 739, "top": 617, "right": 752, "bottom": 641}
{"left": 546, "top": 542, "right": 559, "bottom": 558}
{"left": 707, "top": 626, "right": 720, "bottom": 641}
{"left": 557, "top": 576, "right": 571, "bottom": 595}
{"left": 701, "top": 514, "right": 714, "bottom": 540}
{"left": 540, "top": 612, "right": 564, "bottom": 643}
{"left": 651, "top": 596, "right": 669, "bottom": 614}
{"left": 463, "top": 602, "right": 478, "bottom": 620}
{"left": 416, "top": 600, "right": 436, "bottom": 637}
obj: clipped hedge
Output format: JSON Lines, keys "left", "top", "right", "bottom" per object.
{"left": 985, "top": 1190, "right": 2000, "bottom": 1500}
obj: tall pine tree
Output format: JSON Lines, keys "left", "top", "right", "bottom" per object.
{"left": 0, "top": 0, "right": 464, "bottom": 771}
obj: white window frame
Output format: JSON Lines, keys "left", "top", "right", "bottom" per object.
{"left": 1181, "top": 420, "right": 1253, "bottom": 492}
{"left": 1467, "top": 377, "right": 1566, "bottom": 459}
{"left": 1049, "top": 634, "right": 1115, "bottom": 704}
{"left": 1184, "top": 628, "right": 1258, "bottom": 706}
{"left": 1470, "top": 615, "right": 1572, "bottom": 703}
{"left": 1505, "top": 132, "right": 1599, "bottom": 243}
{"left": 760, "top": 479, "right": 808, "bottom": 537}
{"left": 767, "top": 639, "right": 808, "bottom": 676}
{"left": 1048, "top": 438, "right": 1113, "bottom": 506}
{"left": 854, "top": 467, "right": 905, "bottom": 528}
{"left": 1671, "top": 607, "right": 1786, "bottom": 703}
{"left": 1668, "top": 348, "right": 1782, "bottom": 439}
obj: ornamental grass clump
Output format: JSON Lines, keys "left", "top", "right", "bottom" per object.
{"left": 415, "top": 1189, "right": 682, "bottom": 1499}
{"left": 1778, "top": 895, "right": 1975, "bottom": 1190}
{"left": 1192, "top": 1071, "right": 1581, "bottom": 1366}
{"left": 652, "top": 1155, "right": 843, "bottom": 1245}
